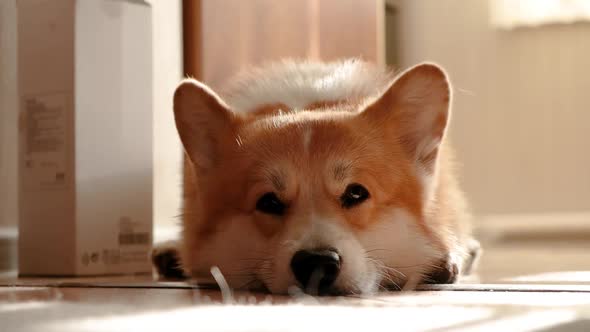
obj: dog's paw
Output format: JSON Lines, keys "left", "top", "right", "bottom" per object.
{"left": 151, "top": 241, "right": 187, "bottom": 280}
{"left": 423, "top": 238, "right": 482, "bottom": 284}
{"left": 463, "top": 238, "right": 482, "bottom": 275}
{"left": 424, "top": 256, "right": 460, "bottom": 284}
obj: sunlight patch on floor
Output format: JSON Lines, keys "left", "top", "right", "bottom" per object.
{"left": 44, "top": 305, "right": 492, "bottom": 332}
{"left": 0, "top": 301, "right": 54, "bottom": 313}
{"left": 505, "top": 271, "right": 590, "bottom": 283}
{"left": 375, "top": 291, "right": 590, "bottom": 307}
{"left": 451, "top": 309, "right": 577, "bottom": 332}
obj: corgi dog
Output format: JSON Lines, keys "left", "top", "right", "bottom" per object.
{"left": 153, "top": 59, "right": 480, "bottom": 295}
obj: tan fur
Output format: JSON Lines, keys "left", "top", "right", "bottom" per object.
{"left": 167, "top": 60, "right": 478, "bottom": 294}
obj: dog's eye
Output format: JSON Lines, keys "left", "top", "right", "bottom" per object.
{"left": 256, "top": 192, "right": 286, "bottom": 216}
{"left": 340, "top": 183, "right": 370, "bottom": 208}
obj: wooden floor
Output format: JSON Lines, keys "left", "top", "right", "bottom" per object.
{"left": 1, "top": 239, "right": 590, "bottom": 332}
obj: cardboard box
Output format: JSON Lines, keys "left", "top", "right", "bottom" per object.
{"left": 17, "top": 0, "right": 153, "bottom": 276}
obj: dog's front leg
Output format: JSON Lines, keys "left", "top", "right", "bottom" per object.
{"left": 151, "top": 240, "right": 187, "bottom": 280}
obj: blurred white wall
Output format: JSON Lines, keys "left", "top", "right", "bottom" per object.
{"left": 0, "top": 1, "right": 183, "bottom": 227}
{"left": 398, "top": 0, "right": 590, "bottom": 215}
{"left": 145, "top": 0, "right": 183, "bottom": 227}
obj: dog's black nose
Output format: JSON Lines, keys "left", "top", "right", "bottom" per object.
{"left": 290, "top": 248, "right": 341, "bottom": 294}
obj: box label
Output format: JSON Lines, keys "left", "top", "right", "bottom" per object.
{"left": 21, "top": 92, "right": 70, "bottom": 191}
{"left": 119, "top": 216, "right": 151, "bottom": 246}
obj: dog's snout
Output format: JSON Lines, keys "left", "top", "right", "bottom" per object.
{"left": 290, "top": 248, "right": 341, "bottom": 294}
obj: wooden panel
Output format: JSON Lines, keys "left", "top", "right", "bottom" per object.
{"left": 182, "top": 0, "right": 201, "bottom": 79}
{"left": 200, "top": 0, "right": 313, "bottom": 88}
{"left": 198, "top": 0, "right": 383, "bottom": 87}
{"left": 318, "top": 0, "right": 384, "bottom": 65}
{"left": 181, "top": 0, "right": 201, "bottom": 211}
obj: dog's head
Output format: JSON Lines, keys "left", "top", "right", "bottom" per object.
{"left": 174, "top": 63, "right": 452, "bottom": 295}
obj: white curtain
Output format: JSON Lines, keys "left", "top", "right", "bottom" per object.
{"left": 490, "top": 0, "right": 590, "bottom": 28}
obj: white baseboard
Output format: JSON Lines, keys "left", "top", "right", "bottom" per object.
{"left": 0, "top": 226, "right": 17, "bottom": 271}
{"left": 474, "top": 211, "right": 590, "bottom": 245}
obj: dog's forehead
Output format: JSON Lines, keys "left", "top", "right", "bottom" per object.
{"left": 239, "top": 123, "right": 357, "bottom": 174}
{"left": 240, "top": 112, "right": 356, "bottom": 151}
{"left": 232, "top": 119, "right": 358, "bottom": 189}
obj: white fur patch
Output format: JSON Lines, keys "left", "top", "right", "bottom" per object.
{"left": 220, "top": 59, "right": 393, "bottom": 112}
{"left": 358, "top": 208, "right": 442, "bottom": 290}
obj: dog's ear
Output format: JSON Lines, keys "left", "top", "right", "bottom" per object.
{"left": 361, "top": 63, "right": 451, "bottom": 171}
{"left": 173, "top": 79, "right": 236, "bottom": 171}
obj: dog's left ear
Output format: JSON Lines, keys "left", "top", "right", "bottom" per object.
{"left": 173, "top": 79, "right": 237, "bottom": 172}
{"left": 361, "top": 63, "right": 451, "bottom": 171}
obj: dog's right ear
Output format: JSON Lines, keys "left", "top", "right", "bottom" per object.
{"left": 173, "top": 79, "right": 236, "bottom": 171}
